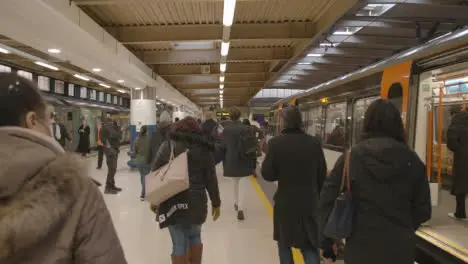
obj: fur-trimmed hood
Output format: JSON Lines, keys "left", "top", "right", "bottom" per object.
{"left": 0, "top": 127, "right": 87, "bottom": 260}
{"left": 169, "top": 131, "right": 215, "bottom": 151}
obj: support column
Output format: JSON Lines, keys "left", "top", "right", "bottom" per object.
{"left": 130, "top": 87, "right": 157, "bottom": 151}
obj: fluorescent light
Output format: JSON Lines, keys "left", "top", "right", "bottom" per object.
{"left": 221, "top": 41, "right": 230, "bottom": 56}
{"left": 319, "top": 42, "right": 337, "bottom": 48}
{"left": 47, "top": 48, "right": 61, "bottom": 54}
{"left": 92, "top": 68, "right": 102, "bottom": 72}
{"left": 220, "top": 63, "right": 227, "bottom": 72}
{"left": 161, "top": 98, "right": 165, "bottom": 101}
{"left": 34, "top": 61, "right": 59, "bottom": 71}
{"left": 117, "top": 89, "right": 126, "bottom": 93}
{"left": 223, "top": 0, "right": 237, "bottom": 26}
{"left": 333, "top": 30, "right": 353, "bottom": 36}
{"left": 0, "top": 47, "right": 10, "bottom": 54}
{"left": 220, "top": 84, "right": 224, "bottom": 89}
{"left": 220, "top": 76, "right": 225, "bottom": 82}
{"left": 134, "top": 87, "right": 142, "bottom": 90}
{"left": 74, "top": 74, "right": 90, "bottom": 81}
{"left": 99, "top": 83, "right": 110, "bottom": 88}
{"left": 298, "top": 62, "right": 312, "bottom": 65}
{"left": 117, "top": 79, "right": 124, "bottom": 83}
{"left": 307, "top": 53, "right": 324, "bottom": 57}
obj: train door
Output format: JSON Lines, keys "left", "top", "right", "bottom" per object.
{"left": 381, "top": 61, "right": 412, "bottom": 126}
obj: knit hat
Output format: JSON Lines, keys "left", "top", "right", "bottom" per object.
{"left": 159, "top": 111, "right": 172, "bottom": 128}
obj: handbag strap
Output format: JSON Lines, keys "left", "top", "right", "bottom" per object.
{"left": 339, "top": 150, "right": 351, "bottom": 194}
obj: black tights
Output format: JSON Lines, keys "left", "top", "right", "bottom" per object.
{"left": 455, "top": 194, "right": 466, "bottom": 219}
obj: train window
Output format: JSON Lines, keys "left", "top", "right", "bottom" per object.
{"left": 38, "top": 76, "right": 50, "bottom": 91}
{"left": 55, "top": 80, "right": 64, "bottom": 94}
{"left": 306, "top": 107, "right": 323, "bottom": 139}
{"left": 0, "top": 65, "right": 11, "bottom": 73}
{"left": 325, "top": 102, "right": 346, "bottom": 147}
{"left": 68, "top": 83, "right": 74, "bottom": 97}
{"left": 352, "top": 97, "right": 379, "bottom": 145}
{"left": 17, "top": 70, "right": 33, "bottom": 81}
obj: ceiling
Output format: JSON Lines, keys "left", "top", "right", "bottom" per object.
{"left": 74, "top": 0, "right": 468, "bottom": 108}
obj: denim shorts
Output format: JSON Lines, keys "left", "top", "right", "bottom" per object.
{"left": 168, "top": 224, "right": 202, "bottom": 256}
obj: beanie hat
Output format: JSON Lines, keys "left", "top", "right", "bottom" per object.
{"left": 159, "top": 111, "right": 172, "bottom": 128}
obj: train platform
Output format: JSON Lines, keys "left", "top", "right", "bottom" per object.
{"left": 88, "top": 153, "right": 279, "bottom": 263}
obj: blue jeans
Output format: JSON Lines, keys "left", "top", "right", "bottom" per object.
{"left": 138, "top": 165, "right": 150, "bottom": 198}
{"left": 168, "top": 224, "right": 202, "bottom": 256}
{"left": 277, "top": 242, "right": 319, "bottom": 264}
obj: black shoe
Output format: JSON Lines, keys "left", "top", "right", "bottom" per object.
{"left": 96, "top": 167, "right": 101, "bottom": 170}
{"left": 140, "top": 197, "right": 145, "bottom": 201}
{"left": 104, "top": 187, "right": 119, "bottom": 194}
{"left": 237, "top": 210, "right": 245, "bottom": 221}
{"left": 113, "top": 186, "right": 123, "bottom": 192}
{"left": 234, "top": 204, "right": 238, "bottom": 211}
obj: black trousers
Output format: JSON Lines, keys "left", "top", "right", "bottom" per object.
{"left": 97, "top": 145, "right": 104, "bottom": 169}
{"left": 455, "top": 194, "right": 466, "bottom": 219}
{"left": 105, "top": 153, "right": 118, "bottom": 188}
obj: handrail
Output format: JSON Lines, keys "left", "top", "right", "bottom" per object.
{"left": 274, "top": 27, "right": 468, "bottom": 106}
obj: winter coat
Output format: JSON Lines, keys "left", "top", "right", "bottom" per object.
{"left": 0, "top": 127, "right": 127, "bottom": 264}
{"left": 58, "top": 123, "right": 71, "bottom": 147}
{"left": 201, "top": 118, "right": 218, "bottom": 142}
{"left": 151, "top": 132, "right": 221, "bottom": 229}
{"left": 76, "top": 125, "right": 90, "bottom": 154}
{"left": 134, "top": 134, "right": 150, "bottom": 166}
{"left": 147, "top": 125, "right": 171, "bottom": 166}
{"left": 261, "top": 128, "right": 327, "bottom": 248}
{"left": 221, "top": 120, "right": 256, "bottom": 177}
{"left": 319, "top": 137, "right": 431, "bottom": 264}
{"left": 447, "top": 112, "right": 468, "bottom": 195}
{"left": 100, "top": 120, "right": 122, "bottom": 156}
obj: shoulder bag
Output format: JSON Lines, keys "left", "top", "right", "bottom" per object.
{"left": 145, "top": 141, "right": 190, "bottom": 205}
{"left": 324, "top": 151, "right": 354, "bottom": 240}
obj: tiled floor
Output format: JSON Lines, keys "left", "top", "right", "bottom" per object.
{"left": 87, "top": 154, "right": 278, "bottom": 264}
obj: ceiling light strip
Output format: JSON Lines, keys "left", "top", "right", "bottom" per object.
{"left": 35, "top": 61, "right": 59, "bottom": 71}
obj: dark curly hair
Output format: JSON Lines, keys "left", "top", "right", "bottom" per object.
{"left": 171, "top": 116, "right": 202, "bottom": 135}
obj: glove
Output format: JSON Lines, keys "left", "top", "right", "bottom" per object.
{"left": 212, "top": 207, "right": 220, "bottom": 221}
{"left": 150, "top": 204, "right": 158, "bottom": 214}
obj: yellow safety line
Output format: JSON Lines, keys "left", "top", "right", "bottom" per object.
{"left": 249, "top": 176, "right": 305, "bottom": 264}
{"left": 416, "top": 229, "right": 468, "bottom": 262}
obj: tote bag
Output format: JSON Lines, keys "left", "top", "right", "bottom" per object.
{"left": 145, "top": 141, "right": 190, "bottom": 205}
{"left": 324, "top": 151, "right": 354, "bottom": 240}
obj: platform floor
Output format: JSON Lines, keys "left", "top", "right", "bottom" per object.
{"left": 88, "top": 154, "right": 279, "bottom": 264}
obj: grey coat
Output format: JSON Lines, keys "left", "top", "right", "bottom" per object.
{"left": 221, "top": 120, "right": 256, "bottom": 177}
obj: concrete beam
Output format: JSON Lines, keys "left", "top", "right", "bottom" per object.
{"left": 154, "top": 63, "right": 268, "bottom": 75}
{"left": 164, "top": 73, "right": 270, "bottom": 85}
{"left": 143, "top": 47, "right": 292, "bottom": 64}
{"left": 176, "top": 82, "right": 264, "bottom": 90}
{"left": 109, "top": 22, "right": 315, "bottom": 44}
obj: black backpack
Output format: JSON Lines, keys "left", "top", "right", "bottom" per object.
{"left": 238, "top": 126, "right": 257, "bottom": 160}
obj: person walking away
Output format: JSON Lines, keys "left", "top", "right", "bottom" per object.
{"left": 50, "top": 112, "right": 61, "bottom": 144}
{"left": 447, "top": 104, "right": 468, "bottom": 220}
{"left": 319, "top": 99, "right": 431, "bottom": 264}
{"left": 0, "top": 72, "right": 127, "bottom": 264}
{"left": 201, "top": 111, "right": 218, "bottom": 143}
{"left": 147, "top": 111, "right": 172, "bottom": 166}
{"left": 150, "top": 117, "right": 221, "bottom": 264}
{"left": 135, "top": 125, "right": 150, "bottom": 201}
{"left": 261, "top": 106, "right": 327, "bottom": 264}
{"left": 55, "top": 116, "right": 71, "bottom": 148}
{"left": 222, "top": 107, "right": 257, "bottom": 221}
{"left": 77, "top": 119, "right": 90, "bottom": 157}
{"left": 100, "top": 116, "right": 123, "bottom": 194}
{"left": 96, "top": 119, "right": 104, "bottom": 169}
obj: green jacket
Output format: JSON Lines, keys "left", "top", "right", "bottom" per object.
{"left": 134, "top": 135, "right": 150, "bottom": 166}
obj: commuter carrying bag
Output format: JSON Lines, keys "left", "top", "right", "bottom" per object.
{"left": 324, "top": 151, "right": 354, "bottom": 240}
{"left": 145, "top": 141, "right": 190, "bottom": 205}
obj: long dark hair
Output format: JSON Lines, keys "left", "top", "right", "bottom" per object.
{"left": 0, "top": 73, "right": 46, "bottom": 126}
{"left": 140, "top": 125, "right": 148, "bottom": 136}
{"left": 361, "top": 99, "right": 406, "bottom": 143}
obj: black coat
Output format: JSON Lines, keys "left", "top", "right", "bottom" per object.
{"left": 319, "top": 137, "right": 431, "bottom": 264}
{"left": 221, "top": 120, "right": 256, "bottom": 177}
{"left": 447, "top": 112, "right": 468, "bottom": 195}
{"left": 261, "top": 128, "right": 327, "bottom": 248}
{"left": 100, "top": 121, "right": 122, "bottom": 156}
{"left": 58, "top": 123, "right": 70, "bottom": 147}
{"left": 201, "top": 119, "right": 218, "bottom": 142}
{"left": 152, "top": 132, "right": 221, "bottom": 229}
{"left": 147, "top": 125, "right": 171, "bottom": 166}
{"left": 76, "top": 125, "right": 90, "bottom": 154}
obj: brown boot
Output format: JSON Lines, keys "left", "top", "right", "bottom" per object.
{"left": 172, "top": 255, "right": 187, "bottom": 264}
{"left": 187, "top": 244, "right": 203, "bottom": 264}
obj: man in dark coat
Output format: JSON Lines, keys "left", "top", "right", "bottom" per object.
{"left": 201, "top": 111, "right": 218, "bottom": 143}
{"left": 147, "top": 111, "right": 172, "bottom": 166}
{"left": 100, "top": 116, "right": 122, "bottom": 194}
{"left": 55, "top": 117, "right": 71, "bottom": 148}
{"left": 447, "top": 105, "right": 468, "bottom": 220}
{"left": 221, "top": 107, "right": 256, "bottom": 221}
{"left": 261, "top": 106, "right": 327, "bottom": 264}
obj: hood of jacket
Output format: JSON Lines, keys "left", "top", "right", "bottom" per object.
{"left": 0, "top": 127, "right": 87, "bottom": 259}
{"left": 169, "top": 131, "right": 215, "bottom": 151}
{"left": 353, "top": 137, "right": 416, "bottom": 183}
{"left": 452, "top": 111, "right": 468, "bottom": 126}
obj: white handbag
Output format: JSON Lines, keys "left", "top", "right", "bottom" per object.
{"left": 145, "top": 141, "right": 190, "bottom": 205}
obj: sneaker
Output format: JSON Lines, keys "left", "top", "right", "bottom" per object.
{"left": 234, "top": 204, "right": 238, "bottom": 211}
{"left": 104, "top": 188, "right": 119, "bottom": 194}
{"left": 237, "top": 210, "right": 245, "bottom": 221}
{"left": 140, "top": 197, "right": 145, "bottom": 201}
{"left": 448, "top": 213, "right": 468, "bottom": 221}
